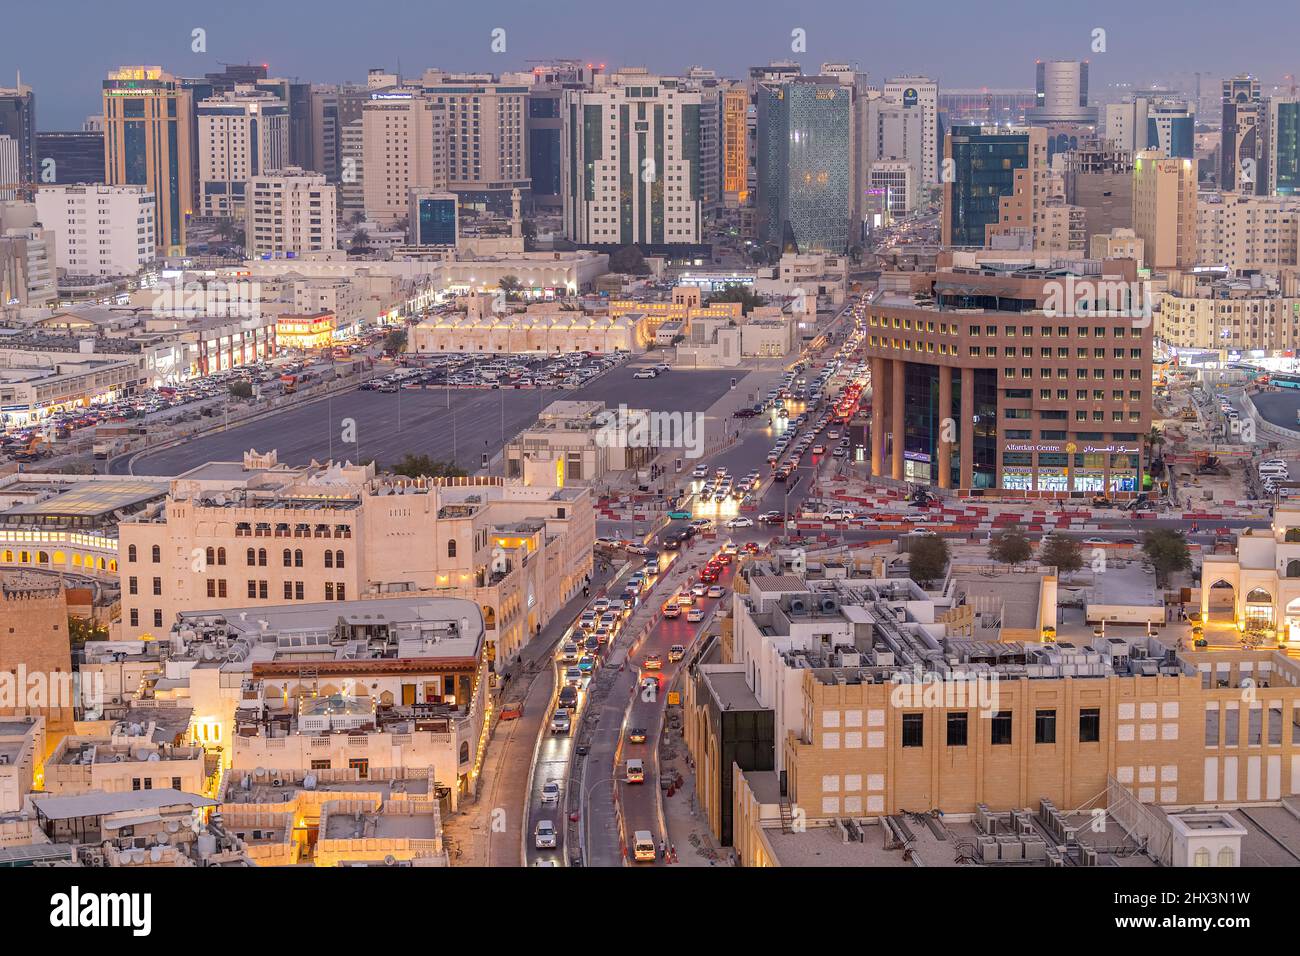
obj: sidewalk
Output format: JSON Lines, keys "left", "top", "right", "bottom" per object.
{"left": 440, "top": 561, "right": 614, "bottom": 866}
{"left": 659, "top": 706, "right": 734, "bottom": 866}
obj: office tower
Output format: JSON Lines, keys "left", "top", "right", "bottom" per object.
{"left": 865, "top": 93, "right": 926, "bottom": 215}
{"left": 1266, "top": 96, "right": 1300, "bottom": 196}
{"left": 691, "top": 80, "right": 723, "bottom": 217}
{"left": 1222, "top": 74, "right": 1263, "bottom": 193}
{"left": 517, "top": 61, "right": 597, "bottom": 215}
{"left": 1105, "top": 96, "right": 1194, "bottom": 158}
{"left": 561, "top": 69, "right": 705, "bottom": 249}
{"left": 938, "top": 88, "right": 1037, "bottom": 126}
{"left": 308, "top": 84, "right": 340, "bottom": 180}
{"left": 244, "top": 167, "right": 337, "bottom": 258}
{"left": 205, "top": 64, "right": 269, "bottom": 93}
{"left": 196, "top": 86, "right": 289, "bottom": 219}
{"left": 362, "top": 87, "right": 447, "bottom": 225}
{"left": 0, "top": 136, "right": 17, "bottom": 200}
{"left": 1027, "top": 60, "right": 1098, "bottom": 124}
{"left": 418, "top": 71, "right": 527, "bottom": 214}
{"left": 722, "top": 88, "right": 749, "bottom": 207}
{"left": 254, "top": 78, "right": 312, "bottom": 169}
{"left": 942, "top": 125, "right": 1044, "bottom": 247}
{"left": 755, "top": 77, "right": 853, "bottom": 254}
{"left": 869, "top": 162, "right": 912, "bottom": 222}
{"left": 0, "top": 78, "right": 36, "bottom": 186}
{"left": 33, "top": 130, "right": 105, "bottom": 184}
{"left": 1133, "top": 150, "right": 1197, "bottom": 270}
{"left": 883, "top": 77, "right": 938, "bottom": 186}
{"left": 747, "top": 61, "right": 802, "bottom": 96}
{"left": 408, "top": 190, "right": 459, "bottom": 245}
{"left": 102, "top": 66, "right": 193, "bottom": 256}
{"left": 335, "top": 85, "right": 370, "bottom": 219}
{"left": 34, "top": 184, "right": 156, "bottom": 276}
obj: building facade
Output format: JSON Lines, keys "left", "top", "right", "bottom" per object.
{"left": 244, "top": 168, "right": 337, "bottom": 259}
{"left": 34, "top": 184, "right": 156, "bottom": 277}
{"left": 196, "top": 86, "right": 290, "bottom": 219}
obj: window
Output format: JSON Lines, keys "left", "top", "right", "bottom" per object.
{"left": 128, "top": 544, "right": 137, "bottom": 562}
{"left": 1035, "top": 709, "right": 1056, "bottom": 744}
{"left": 247, "top": 548, "right": 256, "bottom": 566}
{"left": 152, "top": 577, "right": 162, "bottom": 596}
{"left": 946, "top": 712, "right": 968, "bottom": 747}
{"left": 216, "top": 547, "right": 226, "bottom": 566}
{"left": 311, "top": 759, "right": 330, "bottom": 771}
{"left": 1207, "top": 708, "right": 1221, "bottom": 746}
{"left": 324, "top": 550, "right": 334, "bottom": 568}
{"left": 1079, "top": 708, "right": 1100, "bottom": 743}
{"left": 901, "top": 713, "right": 924, "bottom": 747}
{"left": 153, "top": 610, "right": 163, "bottom": 628}
{"left": 448, "top": 539, "right": 458, "bottom": 558}
{"left": 334, "top": 550, "right": 345, "bottom": 569}
{"left": 130, "top": 609, "right": 138, "bottom": 627}
{"left": 128, "top": 576, "right": 138, "bottom": 595}
{"left": 294, "top": 549, "right": 303, "bottom": 568}
{"left": 991, "top": 711, "right": 1013, "bottom": 745}
{"left": 151, "top": 545, "right": 161, "bottom": 563}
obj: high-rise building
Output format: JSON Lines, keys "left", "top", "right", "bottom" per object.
{"left": 561, "top": 69, "right": 705, "bottom": 249}
{"left": 1195, "top": 191, "right": 1300, "bottom": 272}
{"left": 408, "top": 190, "right": 458, "bottom": 246}
{"left": 1266, "top": 96, "right": 1300, "bottom": 196}
{"left": 362, "top": 87, "right": 448, "bottom": 225}
{"left": 0, "top": 201, "right": 56, "bottom": 306}
{"left": 419, "top": 71, "right": 528, "bottom": 214}
{"left": 938, "top": 88, "right": 1036, "bottom": 126}
{"left": 335, "top": 84, "right": 370, "bottom": 219}
{"left": 34, "top": 183, "right": 156, "bottom": 276}
{"left": 1063, "top": 138, "right": 1135, "bottom": 243}
{"left": 721, "top": 88, "right": 749, "bottom": 207}
{"left": 1105, "top": 96, "right": 1194, "bottom": 159}
{"left": 308, "top": 84, "right": 340, "bottom": 181}
{"left": 255, "top": 77, "right": 313, "bottom": 169}
{"left": 518, "top": 61, "right": 596, "bottom": 215}
{"left": 883, "top": 77, "right": 938, "bottom": 186}
{"left": 197, "top": 86, "right": 290, "bottom": 219}
{"left": 942, "top": 125, "right": 1044, "bottom": 248}
{"left": 0, "top": 135, "right": 17, "bottom": 200}
{"left": 102, "top": 66, "right": 194, "bottom": 256}
{"left": 33, "top": 130, "right": 105, "bottom": 184}
{"left": 0, "top": 78, "right": 37, "bottom": 186}
{"left": 865, "top": 94, "right": 926, "bottom": 215}
{"left": 1133, "top": 150, "right": 1197, "bottom": 271}
{"left": 1027, "top": 60, "right": 1097, "bottom": 125}
{"left": 755, "top": 77, "right": 853, "bottom": 254}
{"left": 244, "top": 168, "right": 337, "bottom": 258}
{"left": 1222, "top": 74, "right": 1263, "bottom": 193}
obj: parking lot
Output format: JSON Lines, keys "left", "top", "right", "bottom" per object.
{"left": 125, "top": 363, "right": 746, "bottom": 476}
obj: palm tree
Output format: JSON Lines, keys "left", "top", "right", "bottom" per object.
{"left": 1144, "top": 426, "right": 1164, "bottom": 462}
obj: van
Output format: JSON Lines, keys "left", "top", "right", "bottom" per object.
{"left": 625, "top": 758, "right": 645, "bottom": 783}
{"left": 633, "top": 830, "right": 657, "bottom": 862}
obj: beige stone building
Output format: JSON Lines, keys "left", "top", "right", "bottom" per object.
{"left": 1133, "top": 150, "right": 1197, "bottom": 271}
{"left": 1196, "top": 191, "right": 1300, "bottom": 274}
{"left": 116, "top": 452, "right": 594, "bottom": 664}
{"left": 362, "top": 89, "right": 448, "bottom": 225}
{"left": 1158, "top": 270, "right": 1300, "bottom": 351}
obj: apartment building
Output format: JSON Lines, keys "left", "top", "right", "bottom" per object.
{"left": 561, "top": 69, "right": 706, "bottom": 249}
{"left": 0, "top": 201, "right": 56, "bottom": 308}
{"left": 1158, "top": 270, "right": 1300, "bottom": 351}
{"left": 196, "top": 86, "right": 289, "bottom": 219}
{"left": 1133, "top": 151, "right": 1197, "bottom": 271}
{"left": 0, "top": 718, "right": 43, "bottom": 813}
{"left": 45, "top": 729, "right": 205, "bottom": 796}
{"left": 244, "top": 168, "right": 337, "bottom": 259}
{"left": 863, "top": 256, "right": 1152, "bottom": 493}
{"left": 1196, "top": 191, "right": 1300, "bottom": 273}
{"left": 34, "top": 184, "right": 156, "bottom": 277}
{"left": 419, "top": 71, "right": 529, "bottom": 214}
{"left": 362, "top": 88, "right": 448, "bottom": 225}
{"left": 116, "top": 453, "right": 594, "bottom": 663}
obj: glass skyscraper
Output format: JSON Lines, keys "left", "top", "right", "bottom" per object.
{"left": 755, "top": 79, "right": 852, "bottom": 253}
{"left": 943, "top": 125, "right": 1030, "bottom": 247}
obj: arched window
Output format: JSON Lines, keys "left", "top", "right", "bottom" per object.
{"left": 283, "top": 549, "right": 293, "bottom": 567}
{"left": 206, "top": 547, "right": 216, "bottom": 567}
{"left": 334, "top": 550, "right": 345, "bottom": 569}
{"left": 216, "top": 547, "right": 226, "bottom": 566}
{"left": 247, "top": 548, "right": 256, "bottom": 566}
{"left": 448, "top": 539, "right": 457, "bottom": 559}
{"left": 1193, "top": 848, "right": 1211, "bottom": 866}
{"left": 294, "top": 549, "right": 303, "bottom": 568}
{"left": 1247, "top": 588, "right": 1272, "bottom": 605}
{"left": 151, "top": 544, "right": 161, "bottom": 563}
{"left": 459, "top": 741, "right": 471, "bottom": 765}
{"left": 127, "top": 544, "right": 137, "bottom": 563}
{"left": 258, "top": 548, "right": 267, "bottom": 567}
{"left": 324, "top": 550, "right": 334, "bottom": 569}
{"left": 38, "top": 551, "right": 48, "bottom": 564}
{"left": 1218, "top": 846, "right": 1235, "bottom": 867}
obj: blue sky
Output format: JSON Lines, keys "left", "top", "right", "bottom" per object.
{"left": 3, "top": 0, "right": 1290, "bottom": 128}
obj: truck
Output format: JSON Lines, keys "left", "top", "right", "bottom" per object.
{"left": 92, "top": 439, "right": 122, "bottom": 460}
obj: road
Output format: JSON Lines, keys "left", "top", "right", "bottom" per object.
{"left": 118, "top": 365, "right": 745, "bottom": 476}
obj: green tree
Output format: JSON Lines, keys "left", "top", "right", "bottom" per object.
{"left": 391, "top": 454, "right": 468, "bottom": 479}
{"left": 1039, "top": 534, "right": 1084, "bottom": 577}
{"left": 1142, "top": 529, "right": 1192, "bottom": 586}
{"left": 609, "top": 245, "right": 649, "bottom": 275}
{"left": 498, "top": 275, "right": 523, "bottom": 301}
{"left": 383, "top": 329, "right": 408, "bottom": 355}
{"left": 989, "top": 529, "right": 1033, "bottom": 567}
{"left": 350, "top": 229, "right": 371, "bottom": 251}
{"left": 710, "top": 283, "right": 767, "bottom": 315}
{"left": 228, "top": 380, "right": 254, "bottom": 399}
{"left": 908, "top": 535, "right": 950, "bottom": 588}
{"left": 847, "top": 244, "right": 863, "bottom": 265}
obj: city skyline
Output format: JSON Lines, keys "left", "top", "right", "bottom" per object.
{"left": 5, "top": 0, "right": 1300, "bottom": 128}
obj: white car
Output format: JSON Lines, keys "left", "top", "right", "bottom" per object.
{"left": 726, "top": 515, "right": 754, "bottom": 528}
{"left": 633, "top": 369, "right": 657, "bottom": 379}
{"left": 534, "top": 820, "right": 558, "bottom": 849}
{"left": 541, "top": 781, "right": 561, "bottom": 805}
{"left": 692, "top": 465, "right": 709, "bottom": 478}
{"left": 823, "top": 509, "right": 853, "bottom": 522}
